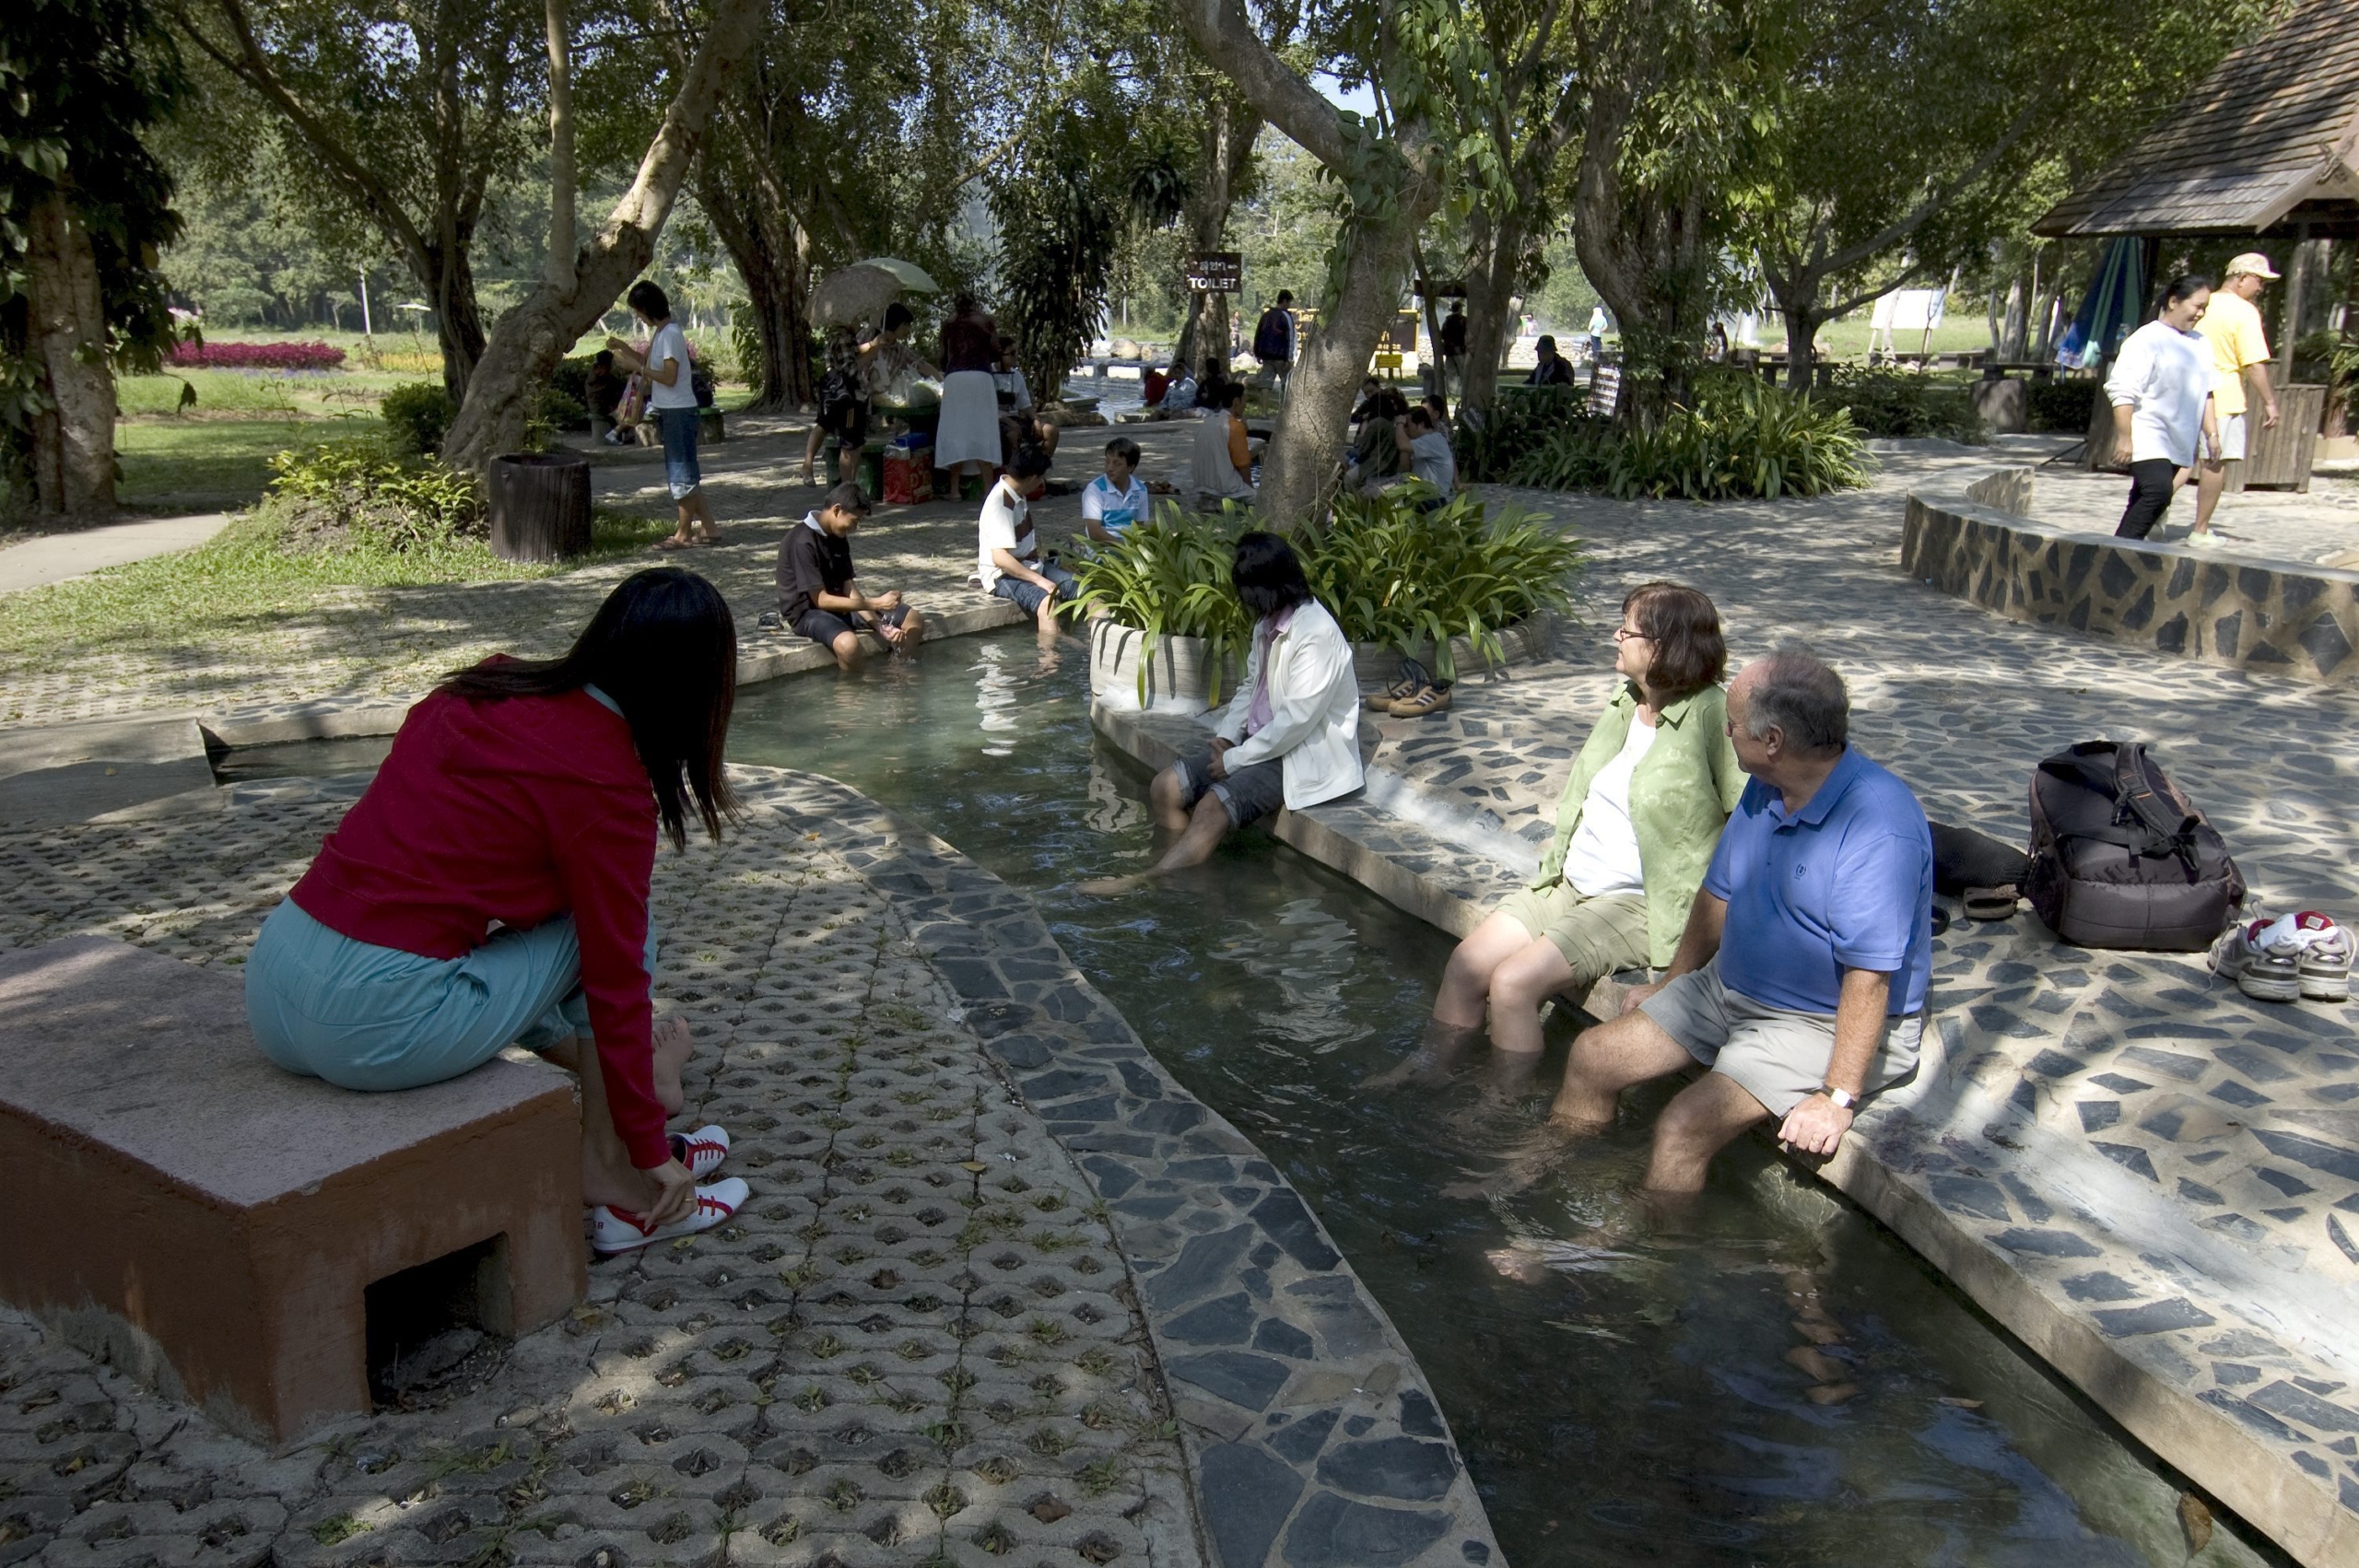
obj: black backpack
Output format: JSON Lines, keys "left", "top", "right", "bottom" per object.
{"left": 2025, "top": 741, "right": 2243, "bottom": 951}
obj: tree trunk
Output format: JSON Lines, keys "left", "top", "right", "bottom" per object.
{"left": 2001, "top": 275, "right": 2027, "bottom": 361}
{"left": 1572, "top": 123, "right": 1713, "bottom": 414}
{"left": 23, "top": 189, "right": 118, "bottom": 518}
{"left": 1460, "top": 204, "right": 1529, "bottom": 423}
{"left": 698, "top": 156, "right": 810, "bottom": 412}
{"left": 440, "top": 0, "right": 766, "bottom": 471}
{"left": 1778, "top": 294, "right": 1824, "bottom": 391}
{"left": 423, "top": 237, "right": 488, "bottom": 404}
{"left": 545, "top": 0, "right": 575, "bottom": 291}
{"left": 1258, "top": 200, "right": 1438, "bottom": 525}
{"left": 1172, "top": 95, "right": 1259, "bottom": 380}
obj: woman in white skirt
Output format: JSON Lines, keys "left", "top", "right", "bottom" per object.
{"left": 934, "top": 293, "right": 1003, "bottom": 486}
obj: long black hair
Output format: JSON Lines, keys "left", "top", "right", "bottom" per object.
{"left": 1231, "top": 532, "right": 1313, "bottom": 619}
{"left": 440, "top": 568, "right": 738, "bottom": 849}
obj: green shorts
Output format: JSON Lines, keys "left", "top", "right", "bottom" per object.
{"left": 1495, "top": 882, "right": 1649, "bottom": 988}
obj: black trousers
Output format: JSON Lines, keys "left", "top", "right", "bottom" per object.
{"left": 2115, "top": 459, "right": 2179, "bottom": 539}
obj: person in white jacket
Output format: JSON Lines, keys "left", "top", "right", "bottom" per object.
{"left": 1081, "top": 532, "right": 1362, "bottom": 894}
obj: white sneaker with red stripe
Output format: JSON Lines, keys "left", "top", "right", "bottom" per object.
{"left": 669, "top": 1125, "right": 732, "bottom": 1177}
{"left": 589, "top": 1177, "right": 749, "bottom": 1256}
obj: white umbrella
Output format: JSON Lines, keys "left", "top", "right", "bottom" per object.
{"left": 853, "top": 258, "right": 939, "bottom": 292}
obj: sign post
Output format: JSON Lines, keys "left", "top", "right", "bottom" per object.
{"left": 1371, "top": 311, "right": 1419, "bottom": 374}
{"left": 1184, "top": 252, "right": 1242, "bottom": 295}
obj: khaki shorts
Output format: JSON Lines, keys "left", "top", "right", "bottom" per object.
{"left": 2218, "top": 412, "right": 2248, "bottom": 462}
{"left": 1496, "top": 883, "right": 1649, "bottom": 988}
{"left": 1639, "top": 957, "right": 1922, "bottom": 1118}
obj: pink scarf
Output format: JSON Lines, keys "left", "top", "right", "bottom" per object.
{"left": 1244, "top": 603, "right": 1300, "bottom": 735}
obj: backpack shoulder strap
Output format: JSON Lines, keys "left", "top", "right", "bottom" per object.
{"left": 2112, "top": 742, "right": 2198, "bottom": 845}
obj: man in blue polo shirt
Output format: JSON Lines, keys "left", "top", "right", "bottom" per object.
{"left": 1546, "top": 649, "right": 1933, "bottom": 1194}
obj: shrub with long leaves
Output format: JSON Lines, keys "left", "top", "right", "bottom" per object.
{"left": 1508, "top": 378, "right": 1866, "bottom": 501}
{"left": 1070, "top": 501, "right": 1258, "bottom": 705}
{"left": 1456, "top": 384, "right": 1588, "bottom": 482}
{"left": 1303, "top": 485, "right": 1581, "bottom": 679}
{"left": 266, "top": 435, "right": 484, "bottom": 550}
{"left": 1073, "top": 489, "right": 1583, "bottom": 696}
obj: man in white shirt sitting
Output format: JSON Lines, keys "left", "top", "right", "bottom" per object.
{"left": 1151, "top": 360, "right": 1199, "bottom": 420}
{"left": 1083, "top": 437, "right": 1155, "bottom": 544}
{"left": 1402, "top": 405, "right": 1456, "bottom": 494}
{"left": 977, "top": 450, "right": 1075, "bottom": 634}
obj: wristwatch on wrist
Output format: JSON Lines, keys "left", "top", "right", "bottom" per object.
{"left": 1818, "top": 1084, "right": 1857, "bottom": 1111}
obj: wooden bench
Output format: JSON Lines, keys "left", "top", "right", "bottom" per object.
{"left": 0, "top": 936, "right": 584, "bottom": 1445}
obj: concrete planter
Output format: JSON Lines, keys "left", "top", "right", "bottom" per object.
{"left": 1349, "top": 611, "right": 1557, "bottom": 689}
{"left": 1087, "top": 620, "right": 1239, "bottom": 715}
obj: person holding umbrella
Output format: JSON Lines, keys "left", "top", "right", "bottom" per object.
{"left": 2106, "top": 275, "right": 2222, "bottom": 541}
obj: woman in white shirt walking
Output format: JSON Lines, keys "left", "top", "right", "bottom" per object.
{"left": 608, "top": 281, "right": 722, "bottom": 551}
{"left": 1369, "top": 584, "right": 1743, "bottom": 1094}
{"left": 2105, "top": 275, "right": 2223, "bottom": 541}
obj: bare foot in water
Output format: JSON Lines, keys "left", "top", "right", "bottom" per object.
{"left": 1362, "top": 1049, "right": 1446, "bottom": 1091}
{"left": 1076, "top": 873, "right": 1149, "bottom": 897}
{"left": 653, "top": 1015, "right": 693, "bottom": 1114}
{"left": 1439, "top": 1123, "right": 1578, "bottom": 1200}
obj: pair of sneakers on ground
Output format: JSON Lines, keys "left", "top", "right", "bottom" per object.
{"left": 2210, "top": 910, "right": 2353, "bottom": 1004}
{"left": 588, "top": 1126, "right": 748, "bottom": 1256}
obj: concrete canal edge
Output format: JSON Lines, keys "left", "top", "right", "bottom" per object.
{"left": 756, "top": 769, "right": 1506, "bottom": 1568}
{"left": 1090, "top": 699, "right": 2359, "bottom": 1568}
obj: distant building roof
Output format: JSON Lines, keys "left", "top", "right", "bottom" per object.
{"left": 2034, "top": 0, "right": 2359, "bottom": 239}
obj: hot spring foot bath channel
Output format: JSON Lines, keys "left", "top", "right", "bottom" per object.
{"left": 221, "top": 630, "right": 2285, "bottom": 1568}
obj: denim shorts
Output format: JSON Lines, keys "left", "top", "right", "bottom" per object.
{"left": 656, "top": 405, "right": 702, "bottom": 499}
{"left": 243, "top": 898, "right": 658, "bottom": 1091}
{"left": 1172, "top": 745, "right": 1285, "bottom": 828}
{"left": 992, "top": 560, "right": 1077, "bottom": 615}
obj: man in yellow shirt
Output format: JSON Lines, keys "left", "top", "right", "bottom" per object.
{"left": 2190, "top": 252, "right": 2282, "bottom": 545}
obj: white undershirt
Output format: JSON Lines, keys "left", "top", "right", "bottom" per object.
{"left": 1562, "top": 714, "right": 1657, "bottom": 897}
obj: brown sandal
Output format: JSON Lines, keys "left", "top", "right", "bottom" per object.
{"left": 1390, "top": 684, "right": 1454, "bottom": 719}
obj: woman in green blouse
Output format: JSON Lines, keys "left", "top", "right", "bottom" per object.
{"left": 1371, "top": 582, "right": 1743, "bottom": 1090}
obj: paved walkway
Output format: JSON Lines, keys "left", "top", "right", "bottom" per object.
{"left": 0, "top": 422, "right": 1203, "bottom": 731}
{"left": 0, "top": 512, "right": 233, "bottom": 594}
{"left": 0, "top": 766, "right": 1499, "bottom": 1568}
{"left": 1096, "top": 440, "right": 2359, "bottom": 1568}
{"left": 2000, "top": 441, "right": 2359, "bottom": 567}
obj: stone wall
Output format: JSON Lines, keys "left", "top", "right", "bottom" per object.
{"left": 1901, "top": 495, "right": 2359, "bottom": 685}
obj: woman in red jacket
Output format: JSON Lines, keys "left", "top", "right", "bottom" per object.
{"left": 245, "top": 568, "right": 745, "bottom": 1254}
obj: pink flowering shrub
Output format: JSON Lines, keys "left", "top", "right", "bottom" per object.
{"left": 168, "top": 340, "right": 347, "bottom": 371}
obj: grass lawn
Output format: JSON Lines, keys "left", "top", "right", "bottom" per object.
{"left": 116, "top": 418, "right": 323, "bottom": 511}
{"left": 0, "top": 504, "right": 672, "bottom": 679}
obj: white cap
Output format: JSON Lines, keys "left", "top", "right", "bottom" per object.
{"left": 2224, "top": 252, "right": 2281, "bottom": 281}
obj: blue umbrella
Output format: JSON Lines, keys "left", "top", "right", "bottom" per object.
{"left": 2056, "top": 238, "right": 2146, "bottom": 369}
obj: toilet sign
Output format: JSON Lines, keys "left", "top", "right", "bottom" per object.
{"left": 1185, "top": 252, "right": 1242, "bottom": 294}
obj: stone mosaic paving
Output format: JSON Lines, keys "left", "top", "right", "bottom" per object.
{"left": 0, "top": 764, "right": 1498, "bottom": 1568}
{"left": 1090, "top": 440, "right": 2359, "bottom": 1565}
{"left": 2018, "top": 452, "right": 2359, "bottom": 567}
{"left": 0, "top": 423, "right": 1205, "bottom": 732}
{"left": 1902, "top": 494, "right": 2359, "bottom": 685}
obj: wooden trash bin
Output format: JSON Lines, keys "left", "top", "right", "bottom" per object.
{"left": 2227, "top": 382, "right": 2326, "bottom": 493}
{"left": 488, "top": 451, "right": 593, "bottom": 563}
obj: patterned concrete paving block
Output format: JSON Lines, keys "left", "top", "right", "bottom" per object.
{"left": 0, "top": 769, "right": 1226, "bottom": 1568}
{"left": 0, "top": 421, "right": 1207, "bottom": 734}
{"left": 1090, "top": 440, "right": 2359, "bottom": 1565}
{"left": 736, "top": 770, "right": 1504, "bottom": 1568}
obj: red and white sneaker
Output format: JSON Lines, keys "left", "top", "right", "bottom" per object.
{"left": 669, "top": 1125, "right": 732, "bottom": 1177}
{"left": 2283, "top": 911, "right": 2353, "bottom": 1001}
{"left": 589, "top": 1177, "right": 749, "bottom": 1256}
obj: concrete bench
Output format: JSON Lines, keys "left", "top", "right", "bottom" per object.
{"left": 0, "top": 936, "right": 584, "bottom": 1445}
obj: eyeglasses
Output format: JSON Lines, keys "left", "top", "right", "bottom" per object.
{"left": 1612, "top": 627, "right": 1649, "bottom": 643}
